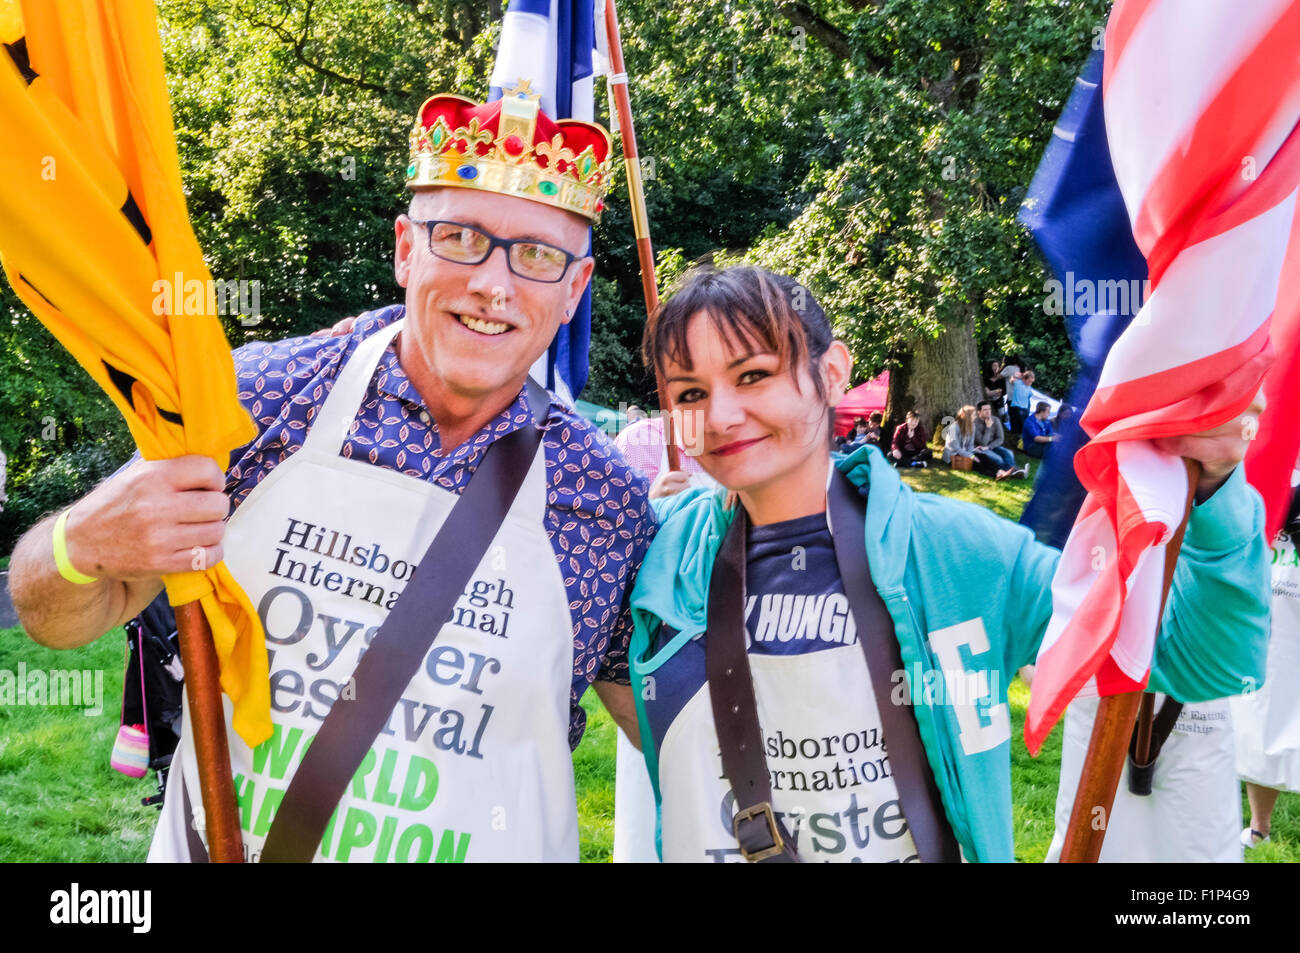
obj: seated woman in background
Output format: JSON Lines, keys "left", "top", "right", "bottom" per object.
{"left": 946, "top": 404, "right": 1022, "bottom": 479}
{"left": 973, "top": 400, "right": 1023, "bottom": 480}
{"left": 941, "top": 405, "right": 978, "bottom": 471}
{"left": 614, "top": 264, "right": 1270, "bottom": 864}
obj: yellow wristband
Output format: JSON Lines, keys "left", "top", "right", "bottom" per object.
{"left": 53, "top": 508, "right": 98, "bottom": 584}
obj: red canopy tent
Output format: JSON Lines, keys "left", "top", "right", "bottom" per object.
{"left": 834, "top": 372, "right": 890, "bottom": 437}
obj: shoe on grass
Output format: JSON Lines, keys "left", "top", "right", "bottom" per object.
{"left": 1240, "top": 827, "right": 1270, "bottom": 848}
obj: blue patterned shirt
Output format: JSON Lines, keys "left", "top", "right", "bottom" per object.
{"left": 225, "top": 304, "right": 655, "bottom": 747}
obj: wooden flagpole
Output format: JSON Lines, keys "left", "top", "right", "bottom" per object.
{"left": 603, "top": 0, "right": 680, "bottom": 472}
{"left": 1058, "top": 459, "right": 1200, "bottom": 862}
{"left": 174, "top": 602, "right": 245, "bottom": 862}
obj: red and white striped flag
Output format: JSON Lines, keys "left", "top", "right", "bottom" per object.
{"left": 1025, "top": 0, "right": 1300, "bottom": 754}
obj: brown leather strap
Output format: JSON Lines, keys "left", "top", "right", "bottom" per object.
{"left": 259, "top": 379, "right": 547, "bottom": 863}
{"left": 1126, "top": 694, "right": 1184, "bottom": 796}
{"left": 827, "top": 471, "right": 961, "bottom": 862}
{"left": 705, "top": 505, "right": 799, "bottom": 862}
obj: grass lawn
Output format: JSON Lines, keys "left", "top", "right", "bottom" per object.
{"left": 0, "top": 624, "right": 158, "bottom": 861}
{"left": 1, "top": 453, "right": 1296, "bottom": 862}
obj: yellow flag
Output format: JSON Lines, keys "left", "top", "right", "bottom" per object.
{"left": 0, "top": 0, "right": 271, "bottom": 746}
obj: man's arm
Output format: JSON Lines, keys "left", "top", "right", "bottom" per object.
{"left": 9, "top": 456, "right": 229, "bottom": 649}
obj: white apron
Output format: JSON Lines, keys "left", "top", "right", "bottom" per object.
{"left": 657, "top": 643, "right": 919, "bottom": 863}
{"left": 149, "top": 320, "right": 578, "bottom": 862}
{"left": 613, "top": 447, "right": 715, "bottom": 863}
{"left": 1231, "top": 522, "right": 1300, "bottom": 792}
{"left": 612, "top": 729, "right": 660, "bottom": 862}
{"left": 1047, "top": 694, "right": 1240, "bottom": 863}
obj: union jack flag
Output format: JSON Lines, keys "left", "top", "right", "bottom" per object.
{"left": 1024, "top": 0, "right": 1300, "bottom": 754}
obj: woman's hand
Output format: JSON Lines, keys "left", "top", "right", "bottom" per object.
{"left": 650, "top": 470, "right": 693, "bottom": 499}
{"left": 1152, "top": 391, "right": 1265, "bottom": 502}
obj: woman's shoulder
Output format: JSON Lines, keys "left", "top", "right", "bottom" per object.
{"left": 632, "top": 487, "right": 734, "bottom": 637}
{"left": 650, "top": 484, "right": 727, "bottom": 525}
{"left": 644, "top": 486, "right": 735, "bottom": 574}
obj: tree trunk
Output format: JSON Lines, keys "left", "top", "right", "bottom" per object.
{"left": 886, "top": 312, "right": 983, "bottom": 442}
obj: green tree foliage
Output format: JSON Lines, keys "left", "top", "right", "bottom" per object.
{"left": 0, "top": 297, "right": 135, "bottom": 550}
{"left": 739, "top": 0, "right": 1109, "bottom": 423}
{"left": 159, "top": 0, "right": 501, "bottom": 345}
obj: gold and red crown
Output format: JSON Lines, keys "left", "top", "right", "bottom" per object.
{"left": 406, "top": 81, "right": 615, "bottom": 223}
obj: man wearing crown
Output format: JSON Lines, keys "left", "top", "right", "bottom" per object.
{"left": 10, "top": 85, "right": 653, "bottom": 862}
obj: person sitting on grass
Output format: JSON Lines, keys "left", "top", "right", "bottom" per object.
{"left": 890, "top": 410, "right": 932, "bottom": 468}
{"left": 973, "top": 400, "right": 1023, "bottom": 480}
{"left": 941, "top": 405, "right": 978, "bottom": 470}
{"left": 841, "top": 416, "right": 871, "bottom": 450}
{"left": 1021, "top": 401, "right": 1058, "bottom": 458}
{"left": 863, "top": 411, "right": 884, "bottom": 447}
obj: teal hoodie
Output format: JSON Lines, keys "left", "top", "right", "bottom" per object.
{"left": 629, "top": 444, "right": 1270, "bottom": 862}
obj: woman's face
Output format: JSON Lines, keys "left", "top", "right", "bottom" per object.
{"left": 662, "top": 311, "right": 848, "bottom": 497}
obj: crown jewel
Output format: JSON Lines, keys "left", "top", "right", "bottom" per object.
{"left": 406, "top": 81, "right": 615, "bottom": 223}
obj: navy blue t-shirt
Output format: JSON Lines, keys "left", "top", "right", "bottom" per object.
{"left": 643, "top": 511, "right": 870, "bottom": 751}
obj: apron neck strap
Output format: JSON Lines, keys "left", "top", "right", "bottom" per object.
{"left": 705, "top": 503, "right": 800, "bottom": 863}
{"left": 301, "top": 319, "right": 405, "bottom": 457}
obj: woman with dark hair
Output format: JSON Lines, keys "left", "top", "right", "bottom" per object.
{"left": 616, "top": 264, "right": 1270, "bottom": 863}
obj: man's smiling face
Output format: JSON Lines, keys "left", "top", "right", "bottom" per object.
{"left": 393, "top": 187, "right": 593, "bottom": 412}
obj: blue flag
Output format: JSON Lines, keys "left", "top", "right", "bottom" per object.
{"left": 1018, "top": 49, "right": 1149, "bottom": 548}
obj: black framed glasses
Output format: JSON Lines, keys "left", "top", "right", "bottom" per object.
{"left": 411, "top": 219, "right": 584, "bottom": 283}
